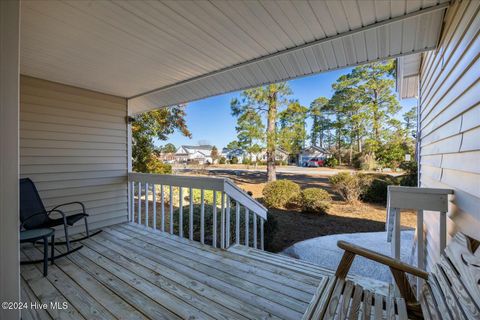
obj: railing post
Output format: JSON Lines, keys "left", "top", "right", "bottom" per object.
{"left": 152, "top": 184, "right": 156, "bottom": 230}
{"left": 189, "top": 187, "right": 193, "bottom": 241}
{"left": 169, "top": 185, "right": 173, "bottom": 234}
{"left": 213, "top": 191, "right": 217, "bottom": 248}
{"left": 161, "top": 184, "right": 165, "bottom": 232}
{"left": 130, "top": 181, "right": 135, "bottom": 222}
{"left": 145, "top": 182, "right": 149, "bottom": 228}
{"left": 226, "top": 195, "right": 231, "bottom": 247}
{"left": 200, "top": 189, "right": 205, "bottom": 244}
{"left": 392, "top": 207, "right": 401, "bottom": 259}
{"left": 137, "top": 182, "right": 142, "bottom": 225}
{"left": 235, "top": 201, "right": 240, "bottom": 245}
{"left": 179, "top": 187, "right": 183, "bottom": 238}
{"left": 253, "top": 214, "right": 257, "bottom": 249}
{"left": 260, "top": 219, "right": 264, "bottom": 250}
{"left": 245, "top": 208, "right": 249, "bottom": 247}
{"left": 417, "top": 209, "right": 424, "bottom": 297}
{"left": 220, "top": 192, "right": 225, "bottom": 249}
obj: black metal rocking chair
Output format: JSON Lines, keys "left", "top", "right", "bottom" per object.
{"left": 20, "top": 178, "right": 99, "bottom": 251}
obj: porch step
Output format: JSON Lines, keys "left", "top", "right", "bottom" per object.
{"left": 227, "top": 244, "right": 393, "bottom": 296}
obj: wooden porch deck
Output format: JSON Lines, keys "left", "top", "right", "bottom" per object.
{"left": 21, "top": 223, "right": 391, "bottom": 320}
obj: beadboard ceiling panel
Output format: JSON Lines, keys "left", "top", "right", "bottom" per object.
{"left": 20, "top": 0, "right": 449, "bottom": 113}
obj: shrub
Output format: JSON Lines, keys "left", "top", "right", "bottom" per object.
{"left": 360, "top": 174, "right": 398, "bottom": 204}
{"left": 242, "top": 158, "right": 252, "bottom": 165}
{"left": 353, "top": 153, "right": 378, "bottom": 171}
{"left": 398, "top": 161, "right": 417, "bottom": 186}
{"left": 262, "top": 180, "right": 300, "bottom": 208}
{"left": 230, "top": 157, "right": 239, "bottom": 164}
{"left": 324, "top": 157, "right": 338, "bottom": 168}
{"left": 329, "top": 172, "right": 369, "bottom": 203}
{"left": 299, "top": 188, "right": 331, "bottom": 214}
{"left": 219, "top": 157, "right": 226, "bottom": 164}
{"left": 146, "top": 157, "right": 172, "bottom": 174}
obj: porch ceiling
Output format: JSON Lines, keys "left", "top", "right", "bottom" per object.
{"left": 21, "top": 0, "right": 449, "bottom": 114}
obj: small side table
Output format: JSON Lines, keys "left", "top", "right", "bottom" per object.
{"left": 20, "top": 228, "right": 55, "bottom": 276}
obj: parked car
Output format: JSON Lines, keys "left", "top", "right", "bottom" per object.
{"left": 306, "top": 158, "right": 325, "bottom": 167}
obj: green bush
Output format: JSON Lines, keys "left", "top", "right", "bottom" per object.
{"left": 329, "top": 172, "right": 369, "bottom": 203}
{"left": 262, "top": 180, "right": 300, "bottom": 208}
{"left": 146, "top": 157, "right": 172, "bottom": 174}
{"left": 242, "top": 158, "right": 252, "bottom": 165}
{"left": 230, "top": 157, "right": 239, "bottom": 164}
{"left": 324, "top": 157, "right": 338, "bottom": 168}
{"left": 360, "top": 174, "right": 398, "bottom": 204}
{"left": 299, "top": 188, "right": 331, "bottom": 214}
{"left": 219, "top": 157, "right": 226, "bottom": 164}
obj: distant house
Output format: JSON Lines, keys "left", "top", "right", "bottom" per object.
{"left": 157, "top": 152, "right": 176, "bottom": 163}
{"left": 298, "top": 145, "right": 330, "bottom": 166}
{"left": 257, "top": 148, "right": 289, "bottom": 163}
{"left": 221, "top": 148, "right": 246, "bottom": 162}
{"left": 175, "top": 145, "right": 213, "bottom": 164}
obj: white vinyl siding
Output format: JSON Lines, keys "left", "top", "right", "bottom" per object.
{"left": 20, "top": 76, "right": 128, "bottom": 234}
{"left": 418, "top": 0, "right": 480, "bottom": 269}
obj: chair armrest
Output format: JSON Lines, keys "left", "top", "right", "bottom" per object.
{"left": 49, "top": 201, "right": 86, "bottom": 214}
{"left": 337, "top": 240, "right": 429, "bottom": 279}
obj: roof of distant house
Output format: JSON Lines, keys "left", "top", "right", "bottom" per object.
{"left": 301, "top": 145, "right": 330, "bottom": 154}
{"left": 181, "top": 145, "right": 213, "bottom": 150}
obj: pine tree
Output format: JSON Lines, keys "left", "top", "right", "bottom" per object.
{"left": 231, "top": 83, "right": 292, "bottom": 181}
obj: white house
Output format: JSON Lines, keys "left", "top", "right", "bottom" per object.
{"left": 175, "top": 145, "right": 213, "bottom": 164}
{"left": 298, "top": 146, "right": 330, "bottom": 166}
{"left": 257, "top": 148, "right": 289, "bottom": 163}
{"left": 221, "top": 148, "right": 246, "bottom": 163}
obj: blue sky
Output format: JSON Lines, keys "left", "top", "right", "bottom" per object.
{"left": 158, "top": 67, "right": 418, "bottom": 150}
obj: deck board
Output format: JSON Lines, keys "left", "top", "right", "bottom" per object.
{"left": 20, "top": 222, "right": 391, "bottom": 320}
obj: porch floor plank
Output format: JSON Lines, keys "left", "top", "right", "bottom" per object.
{"left": 20, "top": 222, "right": 391, "bottom": 320}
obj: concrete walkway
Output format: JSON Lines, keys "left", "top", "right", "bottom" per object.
{"left": 282, "top": 230, "right": 415, "bottom": 283}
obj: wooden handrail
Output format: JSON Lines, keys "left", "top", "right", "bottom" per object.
{"left": 337, "top": 241, "right": 429, "bottom": 279}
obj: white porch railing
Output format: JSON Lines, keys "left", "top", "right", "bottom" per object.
{"left": 386, "top": 186, "right": 453, "bottom": 295}
{"left": 128, "top": 172, "right": 267, "bottom": 250}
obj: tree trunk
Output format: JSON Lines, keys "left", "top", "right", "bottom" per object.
{"left": 267, "top": 87, "right": 277, "bottom": 182}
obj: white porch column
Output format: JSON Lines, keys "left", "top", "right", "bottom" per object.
{"left": 0, "top": 0, "right": 21, "bottom": 319}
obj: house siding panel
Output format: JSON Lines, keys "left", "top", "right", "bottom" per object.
{"left": 20, "top": 76, "right": 128, "bottom": 234}
{"left": 419, "top": 0, "right": 480, "bottom": 269}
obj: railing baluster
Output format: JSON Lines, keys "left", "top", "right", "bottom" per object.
{"left": 161, "top": 184, "right": 165, "bottom": 232}
{"left": 145, "top": 182, "right": 149, "bottom": 228}
{"left": 226, "top": 196, "right": 230, "bottom": 247}
{"left": 220, "top": 192, "right": 225, "bottom": 249}
{"left": 137, "top": 182, "right": 142, "bottom": 225}
{"left": 212, "top": 191, "right": 217, "bottom": 248}
{"left": 200, "top": 189, "right": 205, "bottom": 244}
{"left": 179, "top": 187, "right": 183, "bottom": 238}
{"left": 189, "top": 187, "right": 193, "bottom": 240}
{"left": 169, "top": 185, "right": 173, "bottom": 234}
{"left": 128, "top": 173, "right": 267, "bottom": 250}
{"left": 253, "top": 214, "right": 257, "bottom": 249}
{"left": 260, "top": 219, "right": 264, "bottom": 250}
{"left": 245, "top": 208, "right": 249, "bottom": 246}
{"left": 235, "top": 201, "right": 240, "bottom": 245}
{"left": 130, "top": 181, "right": 135, "bottom": 222}
{"left": 152, "top": 184, "right": 156, "bottom": 230}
